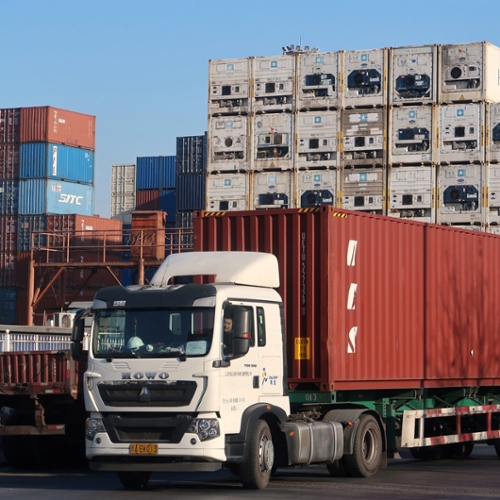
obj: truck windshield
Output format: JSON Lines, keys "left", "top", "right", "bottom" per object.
{"left": 92, "top": 307, "right": 215, "bottom": 358}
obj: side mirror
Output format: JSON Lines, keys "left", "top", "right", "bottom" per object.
{"left": 71, "top": 308, "right": 90, "bottom": 360}
{"left": 232, "top": 307, "right": 252, "bottom": 357}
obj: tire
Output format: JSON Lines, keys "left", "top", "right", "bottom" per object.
{"left": 344, "top": 414, "right": 382, "bottom": 478}
{"left": 240, "top": 420, "right": 274, "bottom": 489}
{"left": 118, "top": 471, "right": 151, "bottom": 489}
{"left": 452, "top": 442, "right": 474, "bottom": 458}
{"left": 493, "top": 439, "right": 500, "bottom": 459}
{"left": 326, "top": 457, "right": 350, "bottom": 477}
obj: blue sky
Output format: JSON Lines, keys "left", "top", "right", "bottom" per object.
{"left": 1, "top": 0, "right": 499, "bottom": 217}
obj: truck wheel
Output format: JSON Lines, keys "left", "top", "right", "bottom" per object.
{"left": 452, "top": 442, "right": 474, "bottom": 458}
{"left": 345, "top": 414, "right": 382, "bottom": 477}
{"left": 240, "top": 419, "right": 274, "bottom": 489}
{"left": 326, "top": 457, "right": 350, "bottom": 477}
{"left": 118, "top": 471, "right": 151, "bottom": 489}
{"left": 493, "top": 440, "right": 500, "bottom": 459}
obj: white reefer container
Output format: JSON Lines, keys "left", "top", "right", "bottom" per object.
{"left": 437, "top": 164, "right": 482, "bottom": 225}
{"left": 339, "top": 166, "right": 386, "bottom": 214}
{"left": 438, "top": 103, "right": 484, "bottom": 164}
{"left": 296, "top": 111, "right": 338, "bottom": 169}
{"left": 341, "top": 108, "right": 386, "bottom": 168}
{"left": 439, "top": 41, "right": 500, "bottom": 103}
{"left": 111, "top": 164, "right": 136, "bottom": 224}
{"left": 252, "top": 170, "right": 294, "bottom": 209}
{"left": 208, "top": 116, "right": 249, "bottom": 172}
{"left": 253, "top": 113, "right": 293, "bottom": 170}
{"left": 387, "top": 165, "right": 435, "bottom": 223}
{"left": 206, "top": 172, "right": 249, "bottom": 211}
{"left": 389, "top": 105, "right": 434, "bottom": 164}
{"left": 389, "top": 45, "right": 438, "bottom": 105}
{"left": 297, "top": 51, "right": 339, "bottom": 110}
{"left": 296, "top": 169, "right": 336, "bottom": 208}
{"left": 485, "top": 163, "right": 500, "bottom": 227}
{"left": 209, "top": 58, "right": 251, "bottom": 115}
{"left": 342, "top": 48, "right": 388, "bottom": 108}
{"left": 252, "top": 55, "right": 294, "bottom": 113}
{"left": 486, "top": 102, "right": 500, "bottom": 163}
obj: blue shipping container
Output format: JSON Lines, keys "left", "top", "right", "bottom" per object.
{"left": 0, "top": 287, "right": 16, "bottom": 324}
{"left": 20, "top": 143, "right": 94, "bottom": 184}
{"left": 160, "top": 189, "right": 177, "bottom": 224}
{"left": 17, "top": 215, "right": 47, "bottom": 251}
{"left": 176, "top": 173, "right": 205, "bottom": 211}
{"left": 0, "top": 180, "right": 19, "bottom": 215}
{"left": 136, "top": 157, "right": 160, "bottom": 190}
{"left": 18, "top": 180, "right": 94, "bottom": 215}
{"left": 159, "top": 156, "right": 177, "bottom": 189}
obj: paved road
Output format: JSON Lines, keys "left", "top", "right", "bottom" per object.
{"left": 1, "top": 445, "right": 499, "bottom": 499}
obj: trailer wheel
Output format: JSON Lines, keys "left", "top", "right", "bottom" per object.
{"left": 493, "top": 440, "right": 500, "bottom": 459}
{"left": 240, "top": 419, "right": 274, "bottom": 489}
{"left": 326, "top": 457, "right": 350, "bottom": 477}
{"left": 118, "top": 471, "right": 151, "bottom": 489}
{"left": 344, "top": 414, "right": 382, "bottom": 477}
{"left": 452, "top": 442, "right": 474, "bottom": 458}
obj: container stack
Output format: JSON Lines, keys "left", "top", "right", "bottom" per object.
{"left": 111, "top": 164, "right": 136, "bottom": 225}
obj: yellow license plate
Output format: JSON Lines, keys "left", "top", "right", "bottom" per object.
{"left": 129, "top": 443, "right": 158, "bottom": 455}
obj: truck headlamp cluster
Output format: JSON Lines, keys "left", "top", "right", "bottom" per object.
{"left": 86, "top": 417, "right": 106, "bottom": 440}
{"left": 187, "top": 418, "right": 220, "bottom": 441}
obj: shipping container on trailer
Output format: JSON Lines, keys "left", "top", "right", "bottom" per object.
{"left": 486, "top": 102, "right": 500, "bottom": 163}
{"left": 20, "top": 106, "right": 96, "bottom": 150}
{"left": 296, "top": 169, "right": 336, "bottom": 208}
{"left": 253, "top": 113, "right": 293, "bottom": 170}
{"left": 439, "top": 41, "right": 500, "bottom": 104}
{"left": 0, "top": 108, "right": 21, "bottom": 144}
{"left": 252, "top": 171, "right": 294, "bottom": 210}
{"left": 387, "top": 165, "right": 435, "bottom": 223}
{"left": 252, "top": 54, "right": 294, "bottom": 113}
{"left": 0, "top": 144, "right": 20, "bottom": 179}
{"left": 176, "top": 173, "right": 206, "bottom": 211}
{"left": 389, "top": 45, "right": 438, "bottom": 106}
{"left": 193, "top": 206, "right": 500, "bottom": 389}
{"left": 206, "top": 172, "right": 249, "bottom": 211}
{"left": 296, "top": 111, "right": 338, "bottom": 169}
{"left": 176, "top": 135, "right": 207, "bottom": 175}
{"left": 20, "top": 143, "right": 94, "bottom": 184}
{"left": 0, "top": 180, "right": 19, "bottom": 215}
{"left": 342, "top": 48, "right": 388, "bottom": 108}
{"left": 297, "top": 51, "right": 339, "bottom": 111}
{"left": 339, "top": 166, "right": 386, "bottom": 214}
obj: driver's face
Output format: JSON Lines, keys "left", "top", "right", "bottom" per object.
{"left": 224, "top": 318, "right": 233, "bottom": 332}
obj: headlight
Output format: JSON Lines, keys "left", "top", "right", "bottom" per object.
{"left": 187, "top": 418, "right": 220, "bottom": 441}
{"left": 86, "top": 418, "right": 106, "bottom": 440}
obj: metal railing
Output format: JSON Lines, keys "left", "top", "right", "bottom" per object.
{"left": 0, "top": 328, "right": 89, "bottom": 352}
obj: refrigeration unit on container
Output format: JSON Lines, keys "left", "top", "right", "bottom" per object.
{"left": 297, "top": 51, "right": 339, "bottom": 110}
{"left": 297, "top": 169, "right": 336, "bottom": 208}
{"left": 176, "top": 173, "right": 205, "bottom": 211}
{"left": 439, "top": 103, "right": 484, "bottom": 164}
{"left": 206, "top": 172, "right": 249, "bottom": 211}
{"left": 0, "top": 180, "right": 19, "bottom": 215}
{"left": 339, "top": 167, "right": 385, "bottom": 214}
{"left": 253, "top": 113, "right": 293, "bottom": 170}
{"left": 0, "top": 216, "right": 17, "bottom": 252}
{"left": 437, "top": 164, "right": 482, "bottom": 225}
{"left": 296, "top": 111, "right": 338, "bottom": 169}
{"left": 389, "top": 45, "right": 438, "bottom": 105}
{"left": 439, "top": 41, "right": 500, "bottom": 103}
{"left": 208, "top": 116, "right": 248, "bottom": 172}
{"left": 342, "top": 48, "right": 388, "bottom": 108}
{"left": 0, "top": 108, "right": 20, "bottom": 144}
{"left": 252, "top": 171, "right": 293, "bottom": 209}
{"left": 18, "top": 179, "right": 94, "bottom": 216}
{"left": 484, "top": 163, "right": 500, "bottom": 227}
{"left": 209, "top": 58, "right": 251, "bottom": 115}
{"left": 388, "top": 105, "right": 434, "bottom": 164}
{"left": 20, "top": 106, "right": 96, "bottom": 150}
{"left": 176, "top": 135, "right": 207, "bottom": 175}
{"left": 252, "top": 54, "right": 294, "bottom": 113}
{"left": 0, "top": 145, "right": 20, "bottom": 179}
{"left": 20, "top": 143, "right": 94, "bottom": 184}
{"left": 486, "top": 102, "right": 500, "bottom": 163}
{"left": 136, "top": 157, "right": 160, "bottom": 190}
{"left": 341, "top": 108, "right": 386, "bottom": 168}
{"left": 387, "top": 166, "right": 435, "bottom": 222}
{"left": 159, "top": 156, "right": 177, "bottom": 190}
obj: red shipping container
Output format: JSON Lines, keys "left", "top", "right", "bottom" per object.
{"left": 0, "top": 144, "right": 20, "bottom": 179}
{"left": 0, "top": 216, "right": 17, "bottom": 252}
{"left": 131, "top": 210, "right": 166, "bottom": 260}
{"left": 0, "top": 251, "right": 17, "bottom": 287}
{"left": 194, "top": 207, "right": 500, "bottom": 391}
{"left": 0, "top": 108, "right": 21, "bottom": 144}
{"left": 135, "top": 189, "right": 161, "bottom": 211}
{"left": 20, "top": 106, "right": 96, "bottom": 150}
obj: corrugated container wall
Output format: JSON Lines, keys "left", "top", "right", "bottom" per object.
{"left": 176, "top": 173, "right": 206, "bottom": 211}
{"left": 0, "top": 287, "right": 16, "bottom": 324}
{"left": 0, "top": 180, "right": 19, "bottom": 215}
{"left": 0, "top": 109, "right": 21, "bottom": 144}
{"left": 176, "top": 135, "right": 207, "bottom": 175}
{"left": 160, "top": 189, "right": 177, "bottom": 225}
{"left": 0, "top": 145, "right": 20, "bottom": 179}
{"left": 159, "top": 156, "right": 176, "bottom": 190}
{"left": 0, "top": 216, "right": 17, "bottom": 252}
{"left": 194, "top": 207, "right": 500, "bottom": 390}
{"left": 136, "top": 157, "right": 160, "bottom": 190}
{"left": 19, "top": 106, "right": 96, "bottom": 150}
{"left": 135, "top": 189, "right": 161, "bottom": 211}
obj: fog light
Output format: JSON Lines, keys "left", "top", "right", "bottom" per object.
{"left": 85, "top": 418, "right": 106, "bottom": 440}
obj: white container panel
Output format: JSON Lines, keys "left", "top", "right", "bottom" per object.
{"left": 208, "top": 116, "right": 248, "bottom": 172}
{"left": 253, "top": 55, "right": 294, "bottom": 113}
{"left": 437, "top": 164, "right": 482, "bottom": 225}
{"left": 297, "top": 169, "right": 336, "bottom": 207}
{"left": 209, "top": 58, "right": 251, "bottom": 114}
{"left": 111, "top": 164, "right": 136, "bottom": 195}
{"left": 387, "top": 166, "right": 435, "bottom": 223}
{"left": 252, "top": 171, "right": 294, "bottom": 209}
{"left": 339, "top": 167, "right": 385, "bottom": 214}
{"left": 389, "top": 45, "right": 437, "bottom": 105}
{"left": 389, "top": 106, "right": 434, "bottom": 164}
{"left": 439, "top": 42, "right": 500, "bottom": 103}
{"left": 485, "top": 163, "right": 500, "bottom": 226}
{"left": 297, "top": 51, "right": 339, "bottom": 110}
{"left": 439, "top": 104, "right": 484, "bottom": 163}
{"left": 253, "top": 114, "right": 293, "bottom": 170}
{"left": 486, "top": 102, "right": 500, "bottom": 163}
{"left": 296, "top": 111, "right": 338, "bottom": 168}
{"left": 341, "top": 108, "right": 386, "bottom": 168}
{"left": 342, "top": 48, "right": 387, "bottom": 108}
{"left": 206, "top": 173, "right": 249, "bottom": 211}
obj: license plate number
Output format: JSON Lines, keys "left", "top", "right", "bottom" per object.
{"left": 129, "top": 443, "right": 158, "bottom": 455}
